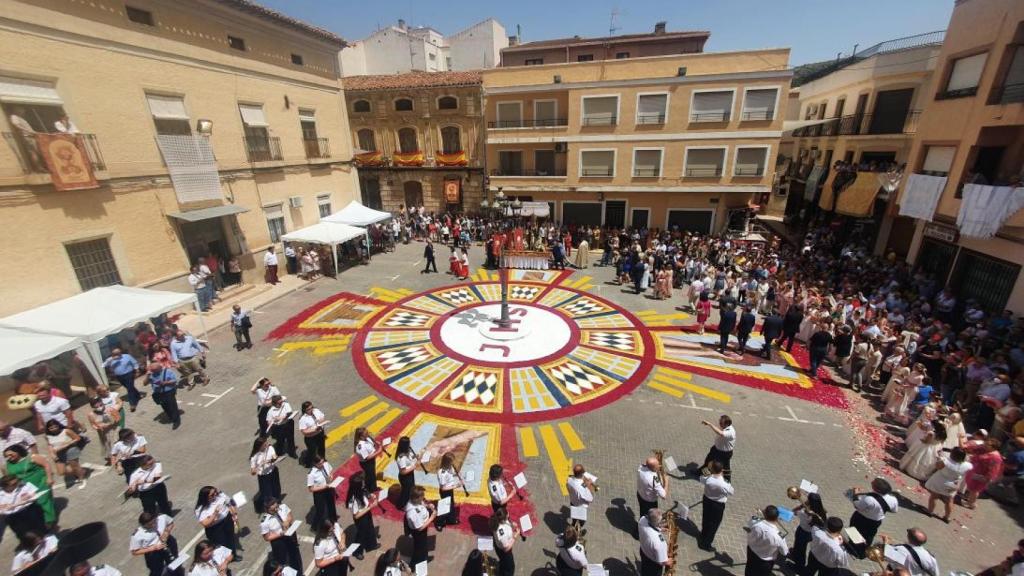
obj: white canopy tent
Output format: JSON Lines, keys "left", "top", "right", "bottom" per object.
{"left": 0, "top": 286, "right": 200, "bottom": 385}
{"left": 281, "top": 221, "right": 366, "bottom": 276}
{"left": 0, "top": 327, "right": 102, "bottom": 383}
{"left": 322, "top": 200, "right": 392, "bottom": 226}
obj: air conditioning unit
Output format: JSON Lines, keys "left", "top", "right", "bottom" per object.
{"left": 554, "top": 142, "right": 568, "bottom": 153}
{"left": 288, "top": 196, "right": 303, "bottom": 208}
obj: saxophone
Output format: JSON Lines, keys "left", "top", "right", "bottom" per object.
{"left": 482, "top": 551, "right": 497, "bottom": 576}
{"left": 653, "top": 449, "right": 668, "bottom": 487}
{"left": 663, "top": 509, "right": 679, "bottom": 576}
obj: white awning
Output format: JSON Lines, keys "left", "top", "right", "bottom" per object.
{"left": 299, "top": 109, "right": 316, "bottom": 122}
{"left": 0, "top": 76, "right": 62, "bottom": 105}
{"left": 0, "top": 327, "right": 81, "bottom": 376}
{"left": 239, "top": 104, "right": 268, "bottom": 127}
{"left": 146, "top": 94, "right": 189, "bottom": 120}
{"left": 505, "top": 201, "right": 550, "bottom": 217}
{"left": 281, "top": 221, "right": 365, "bottom": 246}
{"left": 322, "top": 200, "right": 392, "bottom": 226}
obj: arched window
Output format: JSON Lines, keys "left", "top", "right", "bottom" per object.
{"left": 440, "top": 126, "right": 461, "bottom": 154}
{"left": 394, "top": 98, "right": 414, "bottom": 112}
{"left": 438, "top": 96, "right": 458, "bottom": 110}
{"left": 356, "top": 129, "right": 376, "bottom": 152}
{"left": 353, "top": 99, "right": 371, "bottom": 113}
{"left": 397, "top": 127, "right": 418, "bottom": 153}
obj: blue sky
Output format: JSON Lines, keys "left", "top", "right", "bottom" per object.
{"left": 262, "top": 0, "right": 953, "bottom": 65}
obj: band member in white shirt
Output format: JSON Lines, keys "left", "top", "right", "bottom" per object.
{"left": 312, "top": 518, "right": 352, "bottom": 576}
{"left": 488, "top": 464, "right": 516, "bottom": 514}
{"left": 636, "top": 456, "right": 668, "bottom": 520}
{"left": 698, "top": 460, "right": 733, "bottom": 552}
{"left": 405, "top": 486, "right": 436, "bottom": 566}
{"left": 194, "top": 486, "right": 238, "bottom": 558}
{"left": 882, "top": 529, "right": 939, "bottom": 576}
{"left": 250, "top": 435, "right": 281, "bottom": 512}
{"left": 806, "top": 517, "right": 849, "bottom": 576}
{"left": 702, "top": 415, "right": 736, "bottom": 481}
{"left": 129, "top": 455, "right": 172, "bottom": 516}
{"left": 298, "top": 401, "right": 327, "bottom": 464}
{"left": 639, "top": 509, "right": 672, "bottom": 576}
{"left": 491, "top": 507, "right": 518, "bottom": 576}
{"left": 260, "top": 497, "right": 302, "bottom": 571}
{"left": 566, "top": 464, "right": 595, "bottom": 530}
{"left": 0, "top": 474, "right": 46, "bottom": 538}
{"left": 395, "top": 437, "right": 417, "bottom": 509}
{"left": 69, "top": 560, "right": 124, "bottom": 576}
{"left": 11, "top": 531, "right": 58, "bottom": 574}
{"left": 266, "top": 395, "right": 298, "bottom": 459}
{"left": 110, "top": 428, "right": 148, "bottom": 484}
{"left": 790, "top": 492, "right": 828, "bottom": 570}
{"left": 848, "top": 477, "right": 898, "bottom": 556}
{"left": 436, "top": 452, "right": 463, "bottom": 530}
{"left": 346, "top": 471, "right": 379, "bottom": 558}
{"left": 745, "top": 505, "right": 789, "bottom": 576}
{"left": 130, "top": 511, "right": 181, "bottom": 576}
{"left": 0, "top": 420, "right": 38, "bottom": 454}
{"left": 307, "top": 454, "right": 339, "bottom": 527}
{"left": 188, "top": 540, "right": 232, "bottom": 576}
{"left": 354, "top": 427, "right": 384, "bottom": 493}
{"left": 555, "top": 525, "right": 587, "bottom": 576}
{"left": 250, "top": 378, "right": 280, "bottom": 436}
{"left": 376, "top": 549, "right": 410, "bottom": 576}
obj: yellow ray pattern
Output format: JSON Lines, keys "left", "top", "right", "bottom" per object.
{"left": 368, "top": 287, "right": 413, "bottom": 303}
{"left": 325, "top": 396, "right": 404, "bottom": 448}
{"left": 273, "top": 335, "right": 352, "bottom": 360}
{"left": 648, "top": 366, "right": 732, "bottom": 404}
{"left": 635, "top": 309, "right": 691, "bottom": 327}
{"left": 519, "top": 422, "right": 587, "bottom": 496}
{"left": 562, "top": 275, "right": 594, "bottom": 291}
{"left": 470, "top": 268, "right": 500, "bottom": 282}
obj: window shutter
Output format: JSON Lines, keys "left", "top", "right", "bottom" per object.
{"left": 0, "top": 76, "right": 62, "bottom": 105}
{"left": 634, "top": 150, "right": 661, "bottom": 171}
{"left": 947, "top": 53, "right": 987, "bottom": 91}
{"left": 687, "top": 149, "right": 725, "bottom": 173}
{"left": 583, "top": 97, "right": 617, "bottom": 119}
{"left": 582, "top": 151, "right": 614, "bottom": 171}
{"left": 298, "top": 109, "right": 316, "bottom": 122}
{"left": 497, "top": 102, "right": 521, "bottom": 122}
{"left": 263, "top": 204, "right": 284, "bottom": 219}
{"left": 535, "top": 101, "right": 557, "bottom": 121}
{"left": 239, "top": 104, "right": 269, "bottom": 127}
{"left": 692, "top": 91, "right": 734, "bottom": 117}
{"left": 146, "top": 94, "right": 189, "bottom": 120}
{"left": 638, "top": 94, "right": 667, "bottom": 115}
{"left": 743, "top": 89, "right": 777, "bottom": 116}
{"left": 922, "top": 146, "right": 956, "bottom": 173}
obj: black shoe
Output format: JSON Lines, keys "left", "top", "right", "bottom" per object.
{"left": 172, "top": 421, "right": 181, "bottom": 430}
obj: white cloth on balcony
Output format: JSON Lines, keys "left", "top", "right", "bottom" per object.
{"left": 898, "top": 173, "right": 947, "bottom": 221}
{"left": 802, "top": 165, "right": 825, "bottom": 201}
{"left": 957, "top": 183, "right": 1024, "bottom": 238}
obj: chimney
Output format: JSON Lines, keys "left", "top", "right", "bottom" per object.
{"left": 397, "top": 19, "right": 407, "bottom": 30}
{"left": 654, "top": 21, "right": 667, "bottom": 35}
{"left": 507, "top": 35, "right": 518, "bottom": 47}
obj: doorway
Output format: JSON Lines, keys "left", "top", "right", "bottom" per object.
{"left": 403, "top": 181, "right": 424, "bottom": 208}
{"left": 630, "top": 208, "right": 650, "bottom": 229}
{"left": 868, "top": 89, "right": 914, "bottom": 134}
{"left": 361, "top": 178, "right": 382, "bottom": 210}
{"left": 604, "top": 200, "right": 626, "bottom": 228}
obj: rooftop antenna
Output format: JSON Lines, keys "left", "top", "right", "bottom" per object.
{"left": 609, "top": 7, "right": 621, "bottom": 35}
{"left": 516, "top": 23, "right": 521, "bottom": 42}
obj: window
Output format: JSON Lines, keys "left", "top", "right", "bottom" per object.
{"left": 615, "top": 52, "right": 630, "bottom": 59}
{"left": 394, "top": 98, "right": 414, "bottom": 111}
{"left": 534, "top": 100, "right": 558, "bottom": 126}
{"left": 446, "top": 56, "right": 452, "bottom": 70}
{"left": 691, "top": 90, "right": 734, "bottom": 122}
{"left": 317, "top": 194, "right": 332, "bottom": 219}
{"left": 834, "top": 98, "right": 846, "bottom": 118}
{"left": 228, "top": 35, "right": 246, "bottom": 51}
{"left": 498, "top": 150, "right": 523, "bottom": 175}
{"left": 126, "top": 5, "right": 154, "bottom": 26}
{"left": 633, "top": 149, "right": 662, "bottom": 177}
{"left": 239, "top": 103, "right": 274, "bottom": 161}
{"left": 734, "top": 147, "right": 768, "bottom": 176}
{"left": 429, "top": 53, "right": 436, "bottom": 61}
{"left": 921, "top": 145, "right": 956, "bottom": 176}
{"left": 299, "top": 109, "right": 317, "bottom": 140}
{"left": 146, "top": 93, "right": 191, "bottom": 135}
{"left": 636, "top": 93, "right": 668, "bottom": 124}
{"left": 580, "top": 150, "right": 615, "bottom": 177}
{"left": 438, "top": 96, "right": 458, "bottom": 110}
{"left": 684, "top": 148, "right": 726, "bottom": 177}
{"left": 440, "top": 126, "right": 461, "bottom": 154}
{"left": 524, "top": 58, "right": 544, "bottom": 66}
{"left": 534, "top": 150, "right": 556, "bottom": 175}
{"left": 264, "top": 204, "right": 286, "bottom": 243}
{"left": 577, "top": 54, "right": 594, "bottom": 62}
{"left": 741, "top": 88, "right": 778, "bottom": 120}
{"left": 357, "top": 129, "right": 376, "bottom": 152}
{"left": 291, "top": 53, "right": 304, "bottom": 66}
{"left": 581, "top": 95, "right": 618, "bottom": 126}
{"left": 66, "top": 238, "right": 121, "bottom": 291}
{"left": 353, "top": 100, "right": 371, "bottom": 113}
{"left": 996, "top": 45, "right": 1024, "bottom": 104}
{"left": 941, "top": 52, "right": 988, "bottom": 98}
{"left": 397, "top": 127, "right": 418, "bottom": 153}
{"left": 495, "top": 101, "right": 522, "bottom": 128}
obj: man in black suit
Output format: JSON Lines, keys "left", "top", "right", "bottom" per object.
{"left": 422, "top": 239, "right": 437, "bottom": 273}
{"left": 735, "top": 304, "right": 757, "bottom": 355}
{"left": 718, "top": 303, "right": 737, "bottom": 354}
{"left": 760, "top": 308, "right": 784, "bottom": 360}
{"left": 779, "top": 305, "right": 804, "bottom": 352}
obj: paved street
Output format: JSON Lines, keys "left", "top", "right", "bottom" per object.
{"left": 3, "top": 243, "right": 1020, "bottom": 575}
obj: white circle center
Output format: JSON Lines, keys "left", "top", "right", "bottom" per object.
{"left": 439, "top": 304, "right": 571, "bottom": 363}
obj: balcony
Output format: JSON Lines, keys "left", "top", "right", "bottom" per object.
{"left": 690, "top": 111, "right": 731, "bottom": 123}
{"left": 303, "top": 137, "right": 331, "bottom": 159}
{"left": 740, "top": 110, "right": 775, "bottom": 121}
{"left": 244, "top": 136, "right": 283, "bottom": 162}
{"left": 4, "top": 132, "right": 106, "bottom": 175}
{"left": 632, "top": 167, "right": 661, "bottom": 177}
{"left": 837, "top": 110, "right": 921, "bottom": 135}
{"left": 684, "top": 167, "right": 723, "bottom": 177}
{"left": 636, "top": 113, "right": 666, "bottom": 125}
{"left": 581, "top": 116, "right": 617, "bottom": 127}
{"left": 580, "top": 167, "right": 614, "bottom": 177}
{"left": 936, "top": 86, "right": 978, "bottom": 100}
{"left": 490, "top": 168, "right": 566, "bottom": 177}
{"left": 734, "top": 166, "right": 765, "bottom": 177}
{"left": 487, "top": 118, "right": 568, "bottom": 128}
{"left": 992, "top": 82, "right": 1024, "bottom": 105}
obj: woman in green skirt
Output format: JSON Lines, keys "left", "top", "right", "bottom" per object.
{"left": 3, "top": 444, "right": 56, "bottom": 526}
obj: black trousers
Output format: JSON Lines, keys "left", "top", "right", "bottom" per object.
{"left": 257, "top": 469, "right": 282, "bottom": 511}
{"left": 205, "top": 515, "right": 236, "bottom": 553}
{"left": 438, "top": 488, "right": 457, "bottom": 526}
{"left": 122, "top": 456, "right": 141, "bottom": 483}
{"left": 424, "top": 256, "right": 437, "bottom": 272}
{"left": 360, "top": 459, "right": 378, "bottom": 493}
{"left": 154, "top": 389, "right": 180, "bottom": 426}
{"left": 779, "top": 331, "right": 797, "bottom": 352}
{"left": 639, "top": 551, "right": 663, "bottom": 576}
{"left": 234, "top": 327, "right": 252, "bottom": 348}
{"left": 704, "top": 446, "right": 733, "bottom": 482}
{"left": 556, "top": 555, "right": 584, "bottom": 576}
{"left": 269, "top": 535, "right": 303, "bottom": 570}
{"left": 803, "top": 552, "right": 838, "bottom": 576}
{"left": 397, "top": 472, "right": 414, "bottom": 508}
{"left": 140, "top": 483, "right": 172, "bottom": 515}
{"left": 637, "top": 492, "right": 658, "bottom": 519}
{"left": 410, "top": 526, "right": 429, "bottom": 564}
{"left": 699, "top": 496, "right": 725, "bottom": 548}
{"left": 271, "top": 420, "right": 297, "bottom": 458}
{"left": 744, "top": 547, "right": 775, "bottom": 576}
{"left": 6, "top": 502, "right": 46, "bottom": 538}
{"left": 762, "top": 337, "right": 778, "bottom": 360}
{"left": 495, "top": 546, "right": 515, "bottom": 576}
{"left": 737, "top": 332, "right": 751, "bottom": 354}
{"left": 144, "top": 534, "right": 179, "bottom": 576}
{"left": 312, "top": 489, "right": 338, "bottom": 526}
{"left": 257, "top": 406, "right": 270, "bottom": 436}
{"left": 848, "top": 512, "right": 881, "bottom": 555}
{"left": 304, "top": 433, "right": 326, "bottom": 464}
{"left": 791, "top": 525, "right": 811, "bottom": 569}
{"left": 354, "top": 512, "right": 377, "bottom": 552}
{"left": 718, "top": 330, "right": 731, "bottom": 352}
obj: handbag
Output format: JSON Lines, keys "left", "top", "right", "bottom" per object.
{"left": 241, "top": 316, "right": 253, "bottom": 329}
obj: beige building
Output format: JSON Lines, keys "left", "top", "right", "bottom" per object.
{"left": 483, "top": 47, "right": 791, "bottom": 233}
{"left": 780, "top": 31, "right": 945, "bottom": 254}
{"left": 500, "top": 22, "right": 708, "bottom": 66}
{"left": 344, "top": 71, "right": 486, "bottom": 213}
{"left": 899, "top": 0, "right": 1024, "bottom": 313}
{"left": 0, "top": 0, "right": 359, "bottom": 316}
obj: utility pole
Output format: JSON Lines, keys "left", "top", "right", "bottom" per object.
{"left": 609, "top": 7, "right": 621, "bottom": 35}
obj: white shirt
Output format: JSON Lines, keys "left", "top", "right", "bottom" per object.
{"left": 700, "top": 474, "right": 734, "bottom": 503}
{"left": 266, "top": 402, "right": 293, "bottom": 426}
{"left": 263, "top": 251, "right": 278, "bottom": 266}
{"left": 54, "top": 119, "right": 80, "bottom": 133}
{"left": 111, "top": 435, "right": 147, "bottom": 463}
{"left": 405, "top": 502, "right": 430, "bottom": 530}
{"left": 746, "top": 520, "right": 788, "bottom": 560}
{"left": 11, "top": 534, "right": 58, "bottom": 572}
{"left": 0, "top": 482, "right": 39, "bottom": 515}
{"left": 299, "top": 409, "right": 326, "bottom": 434}
{"left": 396, "top": 452, "right": 416, "bottom": 473}
{"left": 438, "top": 467, "right": 460, "bottom": 491}
{"left": 196, "top": 493, "right": 231, "bottom": 525}
{"left": 0, "top": 426, "right": 37, "bottom": 452}
{"left": 555, "top": 536, "right": 587, "bottom": 569}
{"left": 924, "top": 457, "right": 973, "bottom": 496}
{"left": 33, "top": 396, "right": 71, "bottom": 426}
{"left": 852, "top": 492, "right": 898, "bottom": 522}
{"left": 313, "top": 523, "right": 345, "bottom": 561}
{"left": 187, "top": 273, "right": 206, "bottom": 290}
{"left": 348, "top": 494, "right": 370, "bottom": 517}
{"left": 355, "top": 438, "right": 376, "bottom": 461}
{"left": 638, "top": 516, "right": 668, "bottom": 563}
{"left": 566, "top": 476, "right": 594, "bottom": 507}
{"left": 808, "top": 527, "right": 848, "bottom": 568}
{"left": 307, "top": 462, "right": 333, "bottom": 489}
{"left": 259, "top": 503, "right": 293, "bottom": 537}
{"left": 129, "top": 463, "right": 165, "bottom": 492}
{"left": 493, "top": 521, "right": 515, "bottom": 551}
{"left": 636, "top": 465, "right": 666, "bottom": 503}
{"left": 83, "top": 565, "right": 122, "bottom": 576}
{"left": 188, "top": 546, "right": 232, "bottom": 576}
{"left": 796, "top": 508, "right": 818, "bottom": 532}
{"left": 98, "top": 392, "right": 121, "bottom": 410}
{"left": 130, "top": 514, "right": 174, "bottom": 552}
{"left": 250, "top": 446, "right": 278, "bottom": 476}
{"left": 714, "top": 425, "right": 736, "bottom": 452}
{"left": 488, "top": 478, "right": 508, "bottom": 504}
{"left": 894, "top": 544, "right": 939, "bottom": 576}
{"left": 255, "top": 385, "right": 281, "bottom": 408}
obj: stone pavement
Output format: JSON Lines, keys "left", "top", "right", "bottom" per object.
{"left": 2, "top": 243, "right": 1019, "bottom": 576}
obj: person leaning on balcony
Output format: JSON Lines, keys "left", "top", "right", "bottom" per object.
{"left": 8, "top": 106, "right": 45, "bottom": 171}
{"left": 53, "top": 114, "right": 80, "bottom": 134}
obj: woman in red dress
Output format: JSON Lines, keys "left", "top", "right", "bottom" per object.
{"left": 963, "top": 438, "right": 1004, "bottom": 509}
{"left": 695, "top": 291, "right": 712, "bottom": 335}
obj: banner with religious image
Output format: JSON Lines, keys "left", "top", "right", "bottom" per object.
{"left": 443, "top": 179, "right": 461, "bottom": 204}
{"left": 35, "top": 133, "right": 98, "bottom": 191}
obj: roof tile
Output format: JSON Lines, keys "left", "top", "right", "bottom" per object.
{"left": 343, "top": 70, "right": 483, "bottom": 91}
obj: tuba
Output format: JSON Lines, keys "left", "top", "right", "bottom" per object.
{"left": 662, "top": 510, "right": 679, "bottom": 576}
